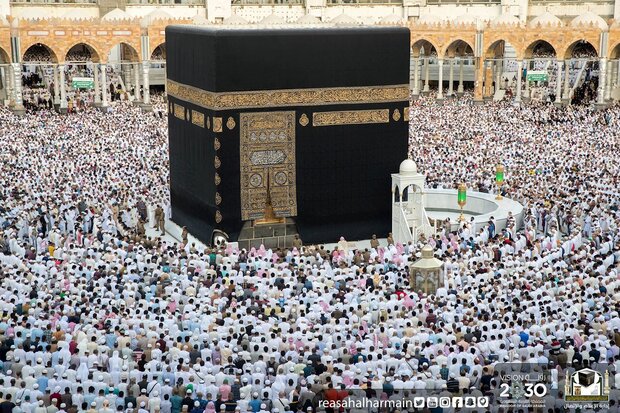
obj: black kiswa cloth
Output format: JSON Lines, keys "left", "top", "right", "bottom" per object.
{"left": 166, "top": 26, "right": 409, "bottom": 244}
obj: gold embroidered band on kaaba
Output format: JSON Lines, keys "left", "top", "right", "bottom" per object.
{"left": 313, "top": 109, "right": 390, "bottom": 127}
{"left": 167, "top": 79, "right": 409, "bottom": 110}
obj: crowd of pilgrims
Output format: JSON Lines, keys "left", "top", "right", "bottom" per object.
{"left": 18, "top": 46, "right": 139, "bottom": 111}
{"left": 0, "top": 93, "right": 619, "bottom": 413}
{"left": 20, "top": 65, "right": 136, "bottom": 112}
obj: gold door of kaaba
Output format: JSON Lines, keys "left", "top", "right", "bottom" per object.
{"left": 240, "top": 111, "right": 298, "bottom": 221}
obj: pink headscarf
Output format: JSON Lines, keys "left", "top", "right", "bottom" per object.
{"left": 395, "top": 243, "right": 404, "bottom": 255}
{"left": 225, "top": 243, "right": 234, "bottom": 256}
{"left": 393, "top": 254, "right": 403, "bottom": 266}
{"left": 359, "top": 320, "right": 369, "bottom": 338}
{"left": 257, "top": 244, "right": 266, "bottom": 257}
{"left": 403, "top": 294, "right": 415, "bottom": 309}
{"left": 204, "top": 402, "right": 216, "bottom": 413}
{"left": 380, "top": 334, "right": 389, "bottom": 348}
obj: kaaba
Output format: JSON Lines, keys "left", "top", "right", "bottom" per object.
{"left": 166, "top": 25, "right": 409, "bottom": 247}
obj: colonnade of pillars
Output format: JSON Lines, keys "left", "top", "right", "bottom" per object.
{"left": 412, "top": 57, "right": 468, "bottom": 99}
{"left": 598, "top": 58, "right": 620, "bottom": 103}
{"left": 411, "top": 56, "right": 620, "bottom": 105}
{"left": 0, "top": 61, "right": 155, "bottom": 113}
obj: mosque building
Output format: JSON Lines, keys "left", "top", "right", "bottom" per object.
{"left": 1, "top": 0, "right": 620, "bottom": 112}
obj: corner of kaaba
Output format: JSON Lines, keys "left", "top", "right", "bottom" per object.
{"left": 166, "top": 25, "right": 410, "bottom": 249}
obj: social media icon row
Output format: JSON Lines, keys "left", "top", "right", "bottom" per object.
{"left": 412, "top": 396, "right": 489, "bottom": 408}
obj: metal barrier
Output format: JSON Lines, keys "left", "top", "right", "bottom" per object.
{"left": 10, "top": 0, "right": 204, "bottom": 4}
{"left": 232, "top": 0, "right": 303, "bottom": 4}
{"left": 126, "top": 0, "right": 205, "bottom": 4}
{"left": 327, "top": 0, "right": 403, "bottom": 4}
{"left": 10, "top": 0, "right": 97, "bottom": 4}
{"left": 426, "top": 0, "right": 499, "bottom": 4}
{"left": 530, "top": 0, "right": 611, "bottom": 3}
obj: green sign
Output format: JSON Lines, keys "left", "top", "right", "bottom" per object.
{"left": 72, "top": 77, "right": 94, "bottom": 89}
{"left": 457, "top": 184, "right": 467, "bottom": 205}
{"left": 496, "top": 165, "right": 505, "bottom": 183}
{"left": 526, "top": 71, "right": 548, "bottom": 82}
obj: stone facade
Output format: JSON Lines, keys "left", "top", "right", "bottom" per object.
{"left": 1, "top": 17, "right": 618, "bottom": 63}
{"left": 1, "top": 17, "right": 184, "bottom": 63}
{"left": 1, "top": 11, "right": 620, "bottom": 105}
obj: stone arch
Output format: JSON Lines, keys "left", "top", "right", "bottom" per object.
{"left": 22, "top": 43, "right": 59, "bottom": 63}
{"left": 104, "top": 42, "right": 140, "bottom": 63}
{"left": 150, "top": 43, "right": 166, "bottom": 61}
{"left": 401, "top": 183, "right": 423, "bottom": 202}
{"left": 524, "top": 39, "right": 557, "bottom": 59}
{"left": 411, "top": 39, "right": 439, "bottom": 58}
{"left": 562, "top": 39, "right": 599, "bottom": 60}
{"left": 64, "top": 43, "right": 101, "bottom": 63}
{"left": 394, "top": 185, "right": 400, "bottom": 203}
{"left": 610, "top": 42, "right": 620, "bottom": 59}
{"left": 485, "top": 39, "right": 518, "bottom": 59}
{"left": 445, "top": 39, "right": 474, "bottom": 58}
{"left": 0, "top": 46, "right": 9, "bottom": 63}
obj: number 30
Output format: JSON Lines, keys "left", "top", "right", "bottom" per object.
{"left": 500, "top": 383, "right": 547, "bottom": 398}
{"left": 527, "top": 383, "right": 548, "bottom": 397}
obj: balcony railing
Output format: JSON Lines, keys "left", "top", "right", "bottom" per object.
{"left": 426, "top": 0, "right": 499, "bottom": 4}
{"left": 530, "top": 0, "right": 611, "bottom": 3}
{"left": 232, "top": 0, "right": 303, "bottom": 4}
{"left": 9, "top": 0, "right": 204, "bottom": 3}
{"left": 126, "top": 0, "right": 205, "bottom": 4}
{"left": 10, "top": 0, "right": 97, "bottom": 4}
{"left": 327, "top": 0, "right": 403, "bottom": 4}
